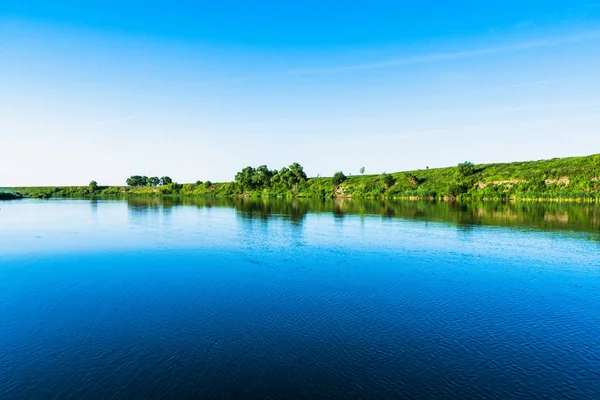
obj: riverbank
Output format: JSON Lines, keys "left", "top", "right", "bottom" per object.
{"left": 0, "top": 192, "right": 22, "bottom": 200}
{"left": 5, "top": 153, "right": 600, "bottom": 202}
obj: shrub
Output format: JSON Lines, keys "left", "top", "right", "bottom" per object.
{"left": 457, "top": 161, "right": 475, "bottom": 178}
{"left": 381, "top": 173, "right": 395, "bottom": 187}
{"left": 406, "top": 174, "right": 419, "bottom": 187}
{"left": 332, "top": 171, "right": 347, "bottom": 185}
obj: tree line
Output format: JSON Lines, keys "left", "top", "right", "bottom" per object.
{"left": 121, "top": 162, "right": 436, "bottom": 192}
{"left": 21, "top": 154, "right": 600, "bottom": 200}
{"left": 126, "top": 176, "right": 173, "bottom": 187}
{"left": 234, "top": 162, "right": 308, "bottom": 192}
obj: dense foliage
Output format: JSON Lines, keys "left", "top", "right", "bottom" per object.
{"left": 235, "top": 163, "right": 308, "bottom": 194}
{"left": 6, "top": 153, "right": 600, "bottom": 201}
{"left": 0, "top": 192, "right": 22, "bottom": 200}
{"left": 126, "top": 176, "right": 172, "bottom": 187}
{"left": 332, "top": 171, "right": 347, "bottom": 185}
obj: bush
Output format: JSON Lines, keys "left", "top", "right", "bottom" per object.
{"left": 406, "top": 174, "right": 419, "bottom": 187}
{"left": 457, "top": 161, "right": 475, "bottom": 178}
{"left": 381, "top": 173, "right": 395, "bottom": 187}
{"left": 332, "top": 171, "right": 347, "bottom": 185}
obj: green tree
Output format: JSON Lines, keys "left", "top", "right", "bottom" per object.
{"left": 252, "top": 165, "right": 276, "bottom": 189}
{"left": 126, "top": 175, "right": 145, "bottom": 186}
{"left": 235, "top": 166, "right": 256, "bottom": 191}
{"left": 457, "top": 161, "right": 475, "bottom": 178}
{"left": 149, "top": 177, "right": 160, "bottom": 186}
{"left": 332, "top": 171, "right": 347, "bottom": 185}
{"left": 381, "top": 173, "right": 395, "bottom": 187}
{"left": 446, "top": 181, "right": 470, "bottom": 197}
{"left": 160, "top": 176, "right": 173, "bottom": 185}
{"left": 282, "top": 162, "right": 308, "bottom": 190}
{"left": 89, "top": 180, "right": 98, "bottom": 192}
{"left": 451, "top": 162, "right": 476, "bottom": 197}
{"left": 360, "top": 166, "right": 365, "bottom": 175}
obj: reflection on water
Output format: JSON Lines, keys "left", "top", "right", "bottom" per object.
{"left": 0, "top": 197, "right": 599, "bottom": 399}
{"left": 125, "top": 196, "right": 600, "bottom": 236}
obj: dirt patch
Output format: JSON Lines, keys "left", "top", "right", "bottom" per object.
{"left": 545, "top": 177, "right": 570, "bottom": 185}
{"left": 334, "top": 186, "right": 348, "bottom": 196}
{"left": 592, "top": 177, "right": 600, "bottom": 182}
{"left": 477, "top": 180, "right": 524, "bottom": 189}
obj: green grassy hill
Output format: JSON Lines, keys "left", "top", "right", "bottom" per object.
{"left": 5, "top": 153, "right": 600, "bottom": 201}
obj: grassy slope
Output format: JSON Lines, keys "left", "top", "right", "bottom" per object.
{"left": 6, "top": 153, "right": 600, "bottom": 201}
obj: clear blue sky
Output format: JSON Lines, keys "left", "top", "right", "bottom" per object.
{"left": 2, "top": 1, "right": 600, "bottom": 185}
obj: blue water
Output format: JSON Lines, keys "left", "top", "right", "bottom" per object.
{"left": 1, "top": 198, "right": 599, "bottom": 399}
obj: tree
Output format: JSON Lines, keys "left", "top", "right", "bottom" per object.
{"left": 457, "top": 161, "right": 475, "bottom": 178}
{"left": 360, "top": 166, "right": 365, "bottom": 175}
{"left": 89, "top": 180, "right": 98, "bottom": 192}
{"left": 447, "top": 181, "right": 469, "bottom": 197}
{"left": 381, "top": 173, "right": 395, "bottom": 187}
{"left": 235, "top": 166, "right": 256, "bottom": 191}
{"left": 332, "top": 171, "right": 347, "bottom": 185}
{"left": 149, "top": 177, "right": 160, "bottom": 187}
{"left": 160, "top": 176, "right": 173, "bottom": 185}
{"left": 451, "top": 162, "right": 476, "bottom": 197}
{"left": 252, "top": 165, "right": 275, "bottom": 189}
{"left": 234, "top": 162, "right": 308, "bottom": 192}
{"left": 126, "top": 175, "right": 145, "bottom": 186}
{"left": 282, "top": 162, "right": 308, "bottom": 190}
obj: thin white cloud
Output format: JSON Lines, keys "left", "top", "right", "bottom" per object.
{"left": 284, "top": 32, "right": 600, "bottom": 75}
{"left": 350, "top": 129, "right": 448, "bottom": 144}
{"left": 97, "top": 115, "right": 137, "bottom": 124}
{"left": 394, "top": 129, "right": 448, "bottom": 139}
{"left": 484, "top": 102, "right": 600, "bottom": 113}
{"left": 501, "top": 80, "right": 550, "bottom": 88}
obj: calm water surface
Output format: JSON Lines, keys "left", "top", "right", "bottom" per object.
{"left": 1, "top": 198, "right": 599, "bottom": 399}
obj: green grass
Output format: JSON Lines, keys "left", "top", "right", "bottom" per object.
{"left": 5, "top": 153, "right": 600, "bottom": 201}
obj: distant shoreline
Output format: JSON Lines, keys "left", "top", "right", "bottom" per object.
{"left": 0, "top": 192, "right": 22, "bottom": 200}
{"left": 4, "top": 153, "right": 600, "bottom": 202}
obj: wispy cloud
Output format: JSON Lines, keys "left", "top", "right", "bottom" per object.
{"left": 97, "top": 115, "right": 137, "bottom": 125}
{"left": 500, "top": 80, "right": 550, "bottom": 88}
{"left": 284, "top": 31, "right": 600, "bottom": 75}
{"left": 393, "top": 129, "right": 448, "bottom": 139}
{"left": 350, "top": 129, "right": 448, "bottom": 144}
{"left": 492, "top": 102, "right": 600, "bottom": 113}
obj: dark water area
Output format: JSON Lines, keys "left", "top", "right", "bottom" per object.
{"left": 1, "top": 198, "right": 599, "bottom": 399}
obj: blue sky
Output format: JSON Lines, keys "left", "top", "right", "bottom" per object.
{"left": 2, "top": 1, "right": 600, "bottom": 185}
